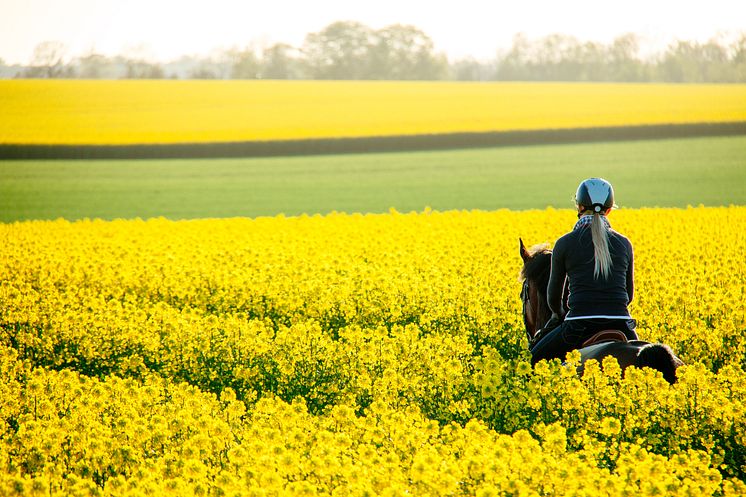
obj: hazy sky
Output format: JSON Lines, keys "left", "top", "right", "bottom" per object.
{"left": 1, "top": 0, "right": 744, "bottom": 64}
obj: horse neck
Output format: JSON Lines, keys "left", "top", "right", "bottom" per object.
{"left": 533, "top": 257, "right": 553, "bottom": 332}
{"left": 535, "top": 280, "right": 552, "bottom": 332}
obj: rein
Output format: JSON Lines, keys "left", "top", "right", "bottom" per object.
{"left": 520, "top": 279, "right": 532, "bottom": 343}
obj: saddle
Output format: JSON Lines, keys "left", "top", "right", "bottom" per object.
{"left": 581, "top": 329, "right": 628, "bottom": 347}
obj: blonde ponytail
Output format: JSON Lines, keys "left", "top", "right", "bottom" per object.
{"left": 591, "top": 213, "right": 612, "bottom": 279}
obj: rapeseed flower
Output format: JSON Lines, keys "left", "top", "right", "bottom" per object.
{"left": 0, "top": 207, "right": 745, "bottom": 494}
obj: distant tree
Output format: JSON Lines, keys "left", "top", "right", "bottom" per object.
{"left": 303, "top": 21, "right": 376, "bottom": 79}
{"left": 190, "top": 67, "right": 219, "bottom": 79}
{"left": 77, "top": 52, "right": 110, "bottom": 79}
{"left": 534, "top": 34, "right": 574, "bottom": 79}
{"left": 450, "top": 57, "right": 494, "bottom": 81}
{"left": 700, "top": 40, "right": 733, "bottom": 82}
{"left": 730, "top": 34, "right": 746, "bottom": 82}
{"left": 229, "top": 48, "right": 261, "bottom": 79}
{"left": 116, "top": 44, "right": 164, "bottom": 79}
{"left": 732, "top": 34, "right": 746, "bottom": 64}
{"left": 369, "top": 24, "right": 448, "bottom": 80}
{"left": 260, "top": 43, "right": 303, "bottom": 79}
{"left": 496, "top": 33, "right": 655, "bottom": 82}
{"left": 24, "top": 41, "right": 68, "bottom": 78}
{"left": 581, "top": 41, "right": 608, "bottom": 80}
{"left": 662, "top": 42, "right": 700, "bottom": 82}
{"left": 529, "top": 34, "right": 613, "bottom": 81}
{"left": 495, "top": 33, "right": 532, "bottom": 80}
{"left": 658, "top": 40, "right": 729, "bottom": 82}
{"left": 607, "top": 34, "right": 650, "bottom": 81}
{"left": 0, "top": 57, "right": 12, "bottom": 78}
{"left": 123, "top": 59, "right": 165, "bottom": 79}
{"left": 9, "top": 25, "right": 745, "bottom": 82}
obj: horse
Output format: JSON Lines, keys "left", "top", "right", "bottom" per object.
{"left": 519, "top": 238, "right": 683, "bottom": 383}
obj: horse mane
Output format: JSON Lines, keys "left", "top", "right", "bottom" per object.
{"left": 520, "top": 243, "right": 552, "bottom": 283}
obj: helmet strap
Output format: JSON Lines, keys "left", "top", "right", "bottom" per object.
{"left": 577, "top": 205, "right": 606, "bottom": 218}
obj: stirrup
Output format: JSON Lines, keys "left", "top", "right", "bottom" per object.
{"left": 582, "top": 330, "right": 628, "bottom": 347}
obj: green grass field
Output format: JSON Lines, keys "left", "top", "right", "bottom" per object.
{"left": 1, "top": 136, "right": 744, "bottom": 222}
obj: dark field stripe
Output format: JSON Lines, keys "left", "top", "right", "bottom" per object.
{"left": 2, "top": 121, "right": 746, "bottom": 160}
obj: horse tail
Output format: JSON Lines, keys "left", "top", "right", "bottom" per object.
{"left": 635, "top": 343, "right": 680, "bottom": 384}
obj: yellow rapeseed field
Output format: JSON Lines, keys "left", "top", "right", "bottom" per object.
{"left": 1, "top": 206, "right": 746, "bottom": 495}
{"left": 1, "top": 80, "right": 745, "bottom": 144}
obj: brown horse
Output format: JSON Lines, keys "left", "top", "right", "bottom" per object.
{"left": 519, "top": 239, "right": 683, "bottom": 383}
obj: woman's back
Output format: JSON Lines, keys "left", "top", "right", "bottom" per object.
{"left": 555, "top": 227, "right": 633, "bottom": 319}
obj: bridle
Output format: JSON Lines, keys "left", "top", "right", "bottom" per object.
{"left": 520, "top": 278, "right": 533, "bottom": 343}
{"left": 520, "top": 263, "right": 551, "bottom": 344}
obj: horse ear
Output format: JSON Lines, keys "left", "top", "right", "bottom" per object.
{"left": 519, "top": 238, "right": 530, "bottom": 262}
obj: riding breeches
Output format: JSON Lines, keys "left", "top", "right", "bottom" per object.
{"left": 530, "top": 318, "right": 638, "bottom": 366}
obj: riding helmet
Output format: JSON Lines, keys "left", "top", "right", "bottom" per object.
{"left": 575, "top": 178, "right": 616, "bottom": 213}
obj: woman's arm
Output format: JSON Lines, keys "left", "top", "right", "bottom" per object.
{"left": 626, "top": 242, "right": 634, "bottom": 304}
{"left": 547, "top": 239, "right": 567, "bottom": 319}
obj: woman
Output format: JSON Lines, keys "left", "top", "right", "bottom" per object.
{"left": 530, "top": 178, "right": 638, "bottom": 365}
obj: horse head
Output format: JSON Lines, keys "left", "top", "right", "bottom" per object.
{"left": 519, "top": 238, "right": 553, "bottom": 344}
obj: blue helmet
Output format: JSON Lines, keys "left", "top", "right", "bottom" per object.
{"left": 575, "top": 178, "right": 615, "bottom": 213}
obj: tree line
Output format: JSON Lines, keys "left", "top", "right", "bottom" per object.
{"left": 4, "top": 21, "right": 745, "bottom": 82}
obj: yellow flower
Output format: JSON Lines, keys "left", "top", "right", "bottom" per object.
{"left": 1, "top": 206, "right": 745, "bottom": 495}
{"left": 599, "top": 417, "right": 622, "bottom": 437}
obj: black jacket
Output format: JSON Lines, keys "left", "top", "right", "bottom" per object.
{"left": 547, "top": 226, "right": 634, "bottom": 319}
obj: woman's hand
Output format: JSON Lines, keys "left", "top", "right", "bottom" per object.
{"left": 543, "top": 313, "right": 563, "bottom": 332}
{"left": 531, "top": 314, "right": 564, "bottom": 348}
